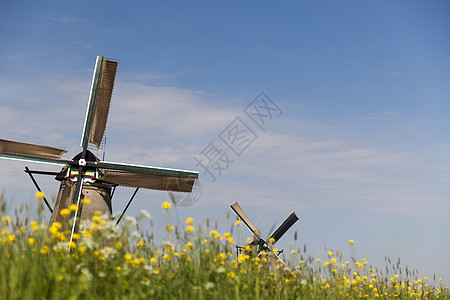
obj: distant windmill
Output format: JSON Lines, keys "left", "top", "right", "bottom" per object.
{"left": 0, "top": 56, "right": 199, "bottom": 244}
{"left": 230, "top": 202, "right": 298, "bottom": 270}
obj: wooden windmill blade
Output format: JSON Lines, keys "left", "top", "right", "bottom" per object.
{"left": 268, "top": 211, "right": 299, "bottom": 245}
{"left": 97, "top": 162, "right": 198, "bottom": 193}
{"left": 0, "top": 139, "right": 67, "bottom": 162}
{"left": 81, "top": 56, "right": 118, "bottom": 150}
{"left": 230, "top": 202, "right": 263, "bottom": 240}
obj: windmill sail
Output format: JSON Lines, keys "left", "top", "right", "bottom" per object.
{"left": 268, "top": 211, "right": 298, "bottom": 244}
{"left": 230, "top": 202, "right": 263, "bottom": 239}
{"left": 100, "top": 170, "right": 196, "bottom": 192}
{"left": 0, "top": 139, "right": 66, "bottom": 159}
{"left": 0, "top": 139, "right": 68, "bottom": 166}
{"left": 95, "top": 160, "right": 198, "bottom": 193}
{"left": 81, "top": 56, "right": 118, "bottom": 150}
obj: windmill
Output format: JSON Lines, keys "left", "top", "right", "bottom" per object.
{"left": 230, "top": 202, "right": 298, "bottom": 271}
{"left": 0, "top": 56, "right": 199, "bottom": 244}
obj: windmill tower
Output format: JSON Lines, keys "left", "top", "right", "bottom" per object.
{"left": 0, "top": 56, "right": 199, "bottom": 242}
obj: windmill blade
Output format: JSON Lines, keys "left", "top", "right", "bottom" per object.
{"left": 99, "top": 169, "right": 197, "bottom": 193}
{"left": 0, "top": 139, "right": 67, "bottom": 161}
{"left": 81, "top": 56, "right": 118, "bottom": 150}
{"left": 229, "top": 202, "right": 263, "bottom": 239}
{"left": 93, "top": 161, "right": 198, "bottom": 192}
{"left": 268, "top": 211, "right": 298, "bottom": 245}
{"left": 92, "top": 160, "right": 199, "bottom": 178}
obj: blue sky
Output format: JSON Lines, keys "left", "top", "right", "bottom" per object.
{"left": 1, "top": 0, "right": 450, "bottom": 283}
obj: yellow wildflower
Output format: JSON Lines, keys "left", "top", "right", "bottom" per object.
{"left": 115, "top": 242, "right": 123, "bottom": 248}
{"left": 69, "top": 204, "right": 78, "bottom": 211}
{"left": 137, "top": 240, "right": 145, "bottom": 247}
{"left": 268, "top": 237, "right": 275, "bottom": 243}
{"left": 150, "top": 257, "right": 157, "bottom": 263}
{"left": 166, "top": 225, "right": 174, "bottom": 231}
{"left": 81, "top": 198, "right": 91, "bottom": 205}
{"left": 185, "top": 217, "right": 194, "bottom": 224}
{"left": 186, "top": 242, "right": 193, "bottom": 249}
{"left": 185, "top": 226, "right": 195, "bottom": 232}
{"left": 124, "top": 253, "right": 133, "bottom": 261}
{"left": 161, "top": 202, "right": 171, "bottom": 209}
{"left": 68, "top": 241, "right": 76, "bottom": 249}
{"left": 28, "top": 237, "right": 35, "bottom": 245}
{"left": 60, "top": 208, "right": 70, "bottom": 217}
{"left": 40, "top": 245, "right": 50, "bottom": 255}
{"left": 35, "top": 191, "right": 45, "bottom": 199}
{"left": 348, "top": 239, "right": 354, "bottom": 244}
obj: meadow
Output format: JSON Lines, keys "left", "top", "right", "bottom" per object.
{"left": 0, "top": 192, "right": 448, "bottom": 299}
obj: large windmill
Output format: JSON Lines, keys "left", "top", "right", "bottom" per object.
{"left": 0, "top": 56, "right": 199, "bottom": 242}
{"left": 230, "top": 202, "right": 298, "bottom": 270}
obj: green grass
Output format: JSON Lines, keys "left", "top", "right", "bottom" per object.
{"left": 0, "top": 195, "right": 448, "bottom": 299}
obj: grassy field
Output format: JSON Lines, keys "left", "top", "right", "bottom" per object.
{"left": 0, "top": 193, "right": 448, "bottom": 299}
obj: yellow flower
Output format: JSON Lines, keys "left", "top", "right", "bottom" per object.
{"left": 35, "top": 191, "right": 45, "bottom": 199}
{"left": 328, "top": 251, "right": 333, "bottom": 256}
{"left": 60, "top": 208, "right": 71, "bottom": 217}
{"left": 94, "top": 210, "right": 102, "bottom": 216}
{"left": 137, "top": 241, "right": 145, "bottom": 247}
{"left": 8, "top": 235, "right": 16, "bottom": 242}
{"left": 161, "top": 202, "right": 171, "bottom": 209}
{"left": 40, "top": 245, "right": 49, "bottom": 255}
{"left": 185, "top": 226, "right": 195, "bottom": 232}
{"left": 235, "top": 220, "right": 241, "bottom": 225}
{"left": 166, "top": 225, "right": 174, "bottom": 231}
{"left": 52, "top": 222, "right": 62, "bottom": 229}
{"left": 291, "top": 250, "right": 296, "bottom": 254}
{"left": 124, "top": 253, "right": 133, "bottom": 261}
{"left": 81, "top": 230, "right": 92, "bottom": 238}
{"left": 268, "top": 237, "right": 276, "bottom": 243}
{"left": 28, "top": 237, "right": 36, "bottom": 245}
{"left": 348, "top": 239, "right": 354, "bottom": 244}
{"left": 69, "top": 204, "right": 78, "bottom": 211}
{"left": 72, "top": 233, "right": 80, "bottom": 240}
{"left": 186, "top": 242, "right": 193, "bottom": 249}
{"left": 115, "top": 242, "right": 123, "bottom": 248}
{"left": 185, "top": 217, "right": 194, "bottom": 224}
{"left": 68, "top": 241, "right": 77, "bottom": 248}
{"left": 82, "top": 198, "right": 91, "bottom": 205}
{"left": 150, "top": 257, "right": 157, "bottom": 263}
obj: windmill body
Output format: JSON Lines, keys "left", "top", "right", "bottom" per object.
{"left": 0, "top": 56, "right": 199, "bottom": 237}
